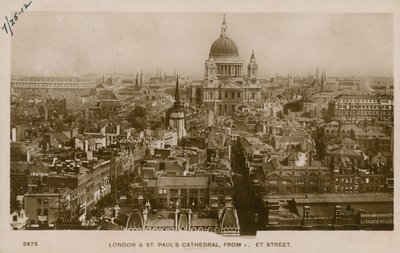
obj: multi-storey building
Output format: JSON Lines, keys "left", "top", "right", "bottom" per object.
{"left": 24, "top": 188, "right": 71, "bottom": 227}
{"left": 332, "top": 173, "right": 388, "bottom": 194}
{"left": 11, "top": 77, "right": 96, "bottom": 93}
{"left": 253, "top": 165, "right": 332, "bottom": 195}
{"left": 328, "top": 95, "right": 393, "bottom": 122}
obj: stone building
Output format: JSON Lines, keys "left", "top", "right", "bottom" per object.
{"left": 191, "top": 15, "right": 262, "bottom": 116}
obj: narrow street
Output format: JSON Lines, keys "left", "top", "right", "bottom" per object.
{"left": 232, "top": 173, "right": 256, "bottom": 235}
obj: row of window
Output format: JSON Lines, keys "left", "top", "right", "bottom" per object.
{"left": 337, "top": 105, "right": 391, "bottom": 109}
{"left": 268, "top": 180, "right": 325, "bottom": 185}
{"left": 337, "top": 110, "right": 388, "bottom": 115}
{"left": 338, "top": 99, "right": 379, "bottom": 103}
{"left": 14, "top": 83, "right": 81, "bottom": 88}
{"left": 335, "top": 177, "right": 381, "bottom": 184}
{"left": 206, "top": 92, "right": 257, "bottom": 100}
{"left": 37, "top": 198, "right": 49, "bottom": 205}
{"left": 37, "top": 208, "right": 48, "bottom": 216}
{"left": 158, "top": 189, "right": 203, "bottom": 195}
{"left": 334, "top": 185, "right": 382, "bottom": 193}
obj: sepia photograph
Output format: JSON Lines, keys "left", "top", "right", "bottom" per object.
{"left": 1, "top": 0, "right": 399, "bottom": 252}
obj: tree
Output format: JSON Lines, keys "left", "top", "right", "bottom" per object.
{"left": 129, "top": 106, "right": 147, "bottom": 118}
{"left": 127, "top": 106, "right": 147, "bottom": 130}
{"left": 321, "top": 107, "right": 332, "bottom": 123}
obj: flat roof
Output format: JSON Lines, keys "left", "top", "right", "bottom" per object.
{"left": 158, "top": 176, "right": 209, "bottom": 187}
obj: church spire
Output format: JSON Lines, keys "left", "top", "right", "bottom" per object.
{"left": 221, "top": 14, "right": 228, "bottom": 37}
{"left": 174, "top": 75, "right": 180, "bottom": 103}
{"left": 250, "top": 49, "right": 255, "bottom": 60}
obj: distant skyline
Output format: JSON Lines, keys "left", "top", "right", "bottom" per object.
{"left": 11, "top": 12, "right": 393, "bottom": 78}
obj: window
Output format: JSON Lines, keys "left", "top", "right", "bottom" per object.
{"left": 43, "top": 209, "right": 48, "bottom": 216}
{"left": 43, "top": 199, "right": 48, "bottom": 205}
{"left": 37, "top": 198, "right": 42, "bottom": 205}
{"left": 170, "top": 189, "right": 179, "bottom": 196}
{"left": 13, "top": 215, "right": 17, "bottom": 222}
{"left": 37, "top": 209, "right": 41, "bottom": 215}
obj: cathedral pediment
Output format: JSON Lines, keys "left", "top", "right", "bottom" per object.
{"left": 222, "top": 81, "right": 243, "bottom": 89}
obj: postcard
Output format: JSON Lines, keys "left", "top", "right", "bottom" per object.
{"left": 0, "top": 0, "right": 399, "bottom": 252}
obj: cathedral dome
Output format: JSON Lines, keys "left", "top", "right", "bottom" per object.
{"left": 209, "top": 36, "right": 239, "bottom": 57}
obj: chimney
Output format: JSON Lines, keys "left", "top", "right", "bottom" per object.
{"left": 74, "top": 165, "right": 80, "bottom": 174}
{"left": 114, "top": 203, "right": 121, "bottom": 218}
{"left": 116, "top": 124, "right": 120, "bottom": 135}
{"left": 26, "top": 149, "right": 31, "bottom": 162}
{"left": 84, "top": 139, "right": 88, "bottom": 152}
{"left": 87, "top": 150, "right": 93, "bottom": 161}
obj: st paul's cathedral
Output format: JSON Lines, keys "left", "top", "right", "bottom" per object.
{"left": 191, "top": 15, "right": 262, "bottom": 116}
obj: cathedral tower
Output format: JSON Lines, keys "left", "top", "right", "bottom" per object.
{"left": 166, "top": 76, "right": 187, "bottom": 141}
{"left": 247, "top": 50, "right": 258, "bottom": 80}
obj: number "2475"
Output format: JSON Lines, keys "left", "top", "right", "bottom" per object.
{"left": 23, "top": 242, "right": 38, "bottom": 246}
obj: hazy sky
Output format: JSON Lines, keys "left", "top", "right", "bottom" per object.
{"left": 11, "top": 12, "right": 393, "bottom": 78}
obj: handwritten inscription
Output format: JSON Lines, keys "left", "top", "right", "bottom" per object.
{"left": 1, "top": 1, "right": 32, "bottom": 36}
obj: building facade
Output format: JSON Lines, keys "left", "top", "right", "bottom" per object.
{"left": 329, "top": 95, "right": 393, "bottom": 122}
{"left": 190, "top": 16, "right": 262, "bottom": 116}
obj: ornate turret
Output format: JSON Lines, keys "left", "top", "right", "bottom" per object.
{"left": 247, "top": 50, "right": 258, "bottom": 80}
